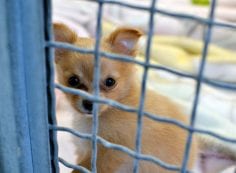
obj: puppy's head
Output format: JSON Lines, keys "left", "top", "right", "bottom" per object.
{"left": 54, "top": 23, "right": 142, "bottom": 117}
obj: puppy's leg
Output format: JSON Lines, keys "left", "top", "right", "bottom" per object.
{"left": 71, "top": 157, "right": 91, "bottom": 173}
{"left": 97, "top": 149, "right": 133, "bottom": 173}
{"left": 72, "top": 150, "right": 131, "bottom": 173}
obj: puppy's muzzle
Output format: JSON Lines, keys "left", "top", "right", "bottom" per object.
{"left": 82, "top": 99, "right": 93, "bottom": 113}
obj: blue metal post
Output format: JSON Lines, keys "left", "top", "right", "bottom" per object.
{"left": 0, "top": 0, "right": 52, "bottom": 173}
{"left": 0, "top": 1, "right": 21, "bottom": 172}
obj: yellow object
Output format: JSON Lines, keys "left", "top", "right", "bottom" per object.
{"left": 102, "top": 20, "right": 118, "bottom": 36}
{"left": 102, "top": 20, "right": 236, "bottom": 73}
{"left": 152, "top": 36, "right": 236, "bottom": 63}
{"left": 139, "top": 36, "right": 236, "bottom": 72}
{"left": 192, "top": 0, "right": 210, "bottom": 6}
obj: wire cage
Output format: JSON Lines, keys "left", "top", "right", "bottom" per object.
{"left": 0, "top": 0, "right": 236, "bottom": 173}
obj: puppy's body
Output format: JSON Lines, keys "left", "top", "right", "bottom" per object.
{"left": 54, "top": 23, "right": 198, "bottom": 173}
{"left": 75, "top": 87, "right": 197, "bottom": 173}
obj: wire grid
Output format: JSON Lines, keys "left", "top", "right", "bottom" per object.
{"left": 45, "top": 0, "right": 236, "bottom": 172}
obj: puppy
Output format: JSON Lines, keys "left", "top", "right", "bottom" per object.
{"left": 54, "top": 23, "right": 198, "bottom": 173}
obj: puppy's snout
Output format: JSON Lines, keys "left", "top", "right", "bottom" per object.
{"left": 82, "top": 100, "right": 93, "bottom": 112}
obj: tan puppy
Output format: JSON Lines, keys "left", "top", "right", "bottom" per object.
{"left": 54, "top": 23, "right": 198, "bottom": 173}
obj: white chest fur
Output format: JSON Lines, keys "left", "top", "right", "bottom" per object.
{"left": 56, "top": 93, "right": 91, "bottom": 172}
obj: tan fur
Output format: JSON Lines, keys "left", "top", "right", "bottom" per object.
{"left": 54, "top": 23, "right": 198, "bottom": 173}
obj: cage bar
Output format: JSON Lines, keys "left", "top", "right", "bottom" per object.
{"left": 0, "top": 0, "right": 52, "bottom": 172}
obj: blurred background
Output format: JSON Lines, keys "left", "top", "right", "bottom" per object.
{"left": 53, "top": 0, "right": 236, "bottom": 172}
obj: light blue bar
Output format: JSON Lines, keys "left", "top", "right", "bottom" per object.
{"left": 133, "top": 0, "right": 157, "bottom": 172}
{"left": 91, "top": 1, "right": 104, "bottom": 172}
{"left": 51, "top": 125, "right": 182, "bottom": 172}
{"left": 5, "top": 0, "right": 34, "bottom": 172}
{"left": 56, "top": 83, "right": 236, "bottom": 143}
{"left": 45, "top": 0, "right": 236, "bottom": 173}
{"left": 181, "top": 0, "right": 217, "bottom": 172}
{"left": 19, "top": 0, "right": 52, "bottom": 172}
{"left": 0, "top": 0, "right": 52, "bottom": 172}
{"left": 47, "top": 41, "right": 236, "bottom": 91}
{"left": 87, "top": 0, "right": 236, "bottom": 30}
{"left": 0, "top": 1, "right": 21, "bottom": 172}
{"left": 44, "top": 0, "right": 60, "bottom": 172}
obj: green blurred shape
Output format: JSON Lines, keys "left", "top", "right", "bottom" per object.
{"left": 192, "top": 0, "right": 210, "bottom": 6}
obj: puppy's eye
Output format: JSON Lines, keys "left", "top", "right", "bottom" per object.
{"left": 105, "top": 77, "right": 116, "bottom": 88}
{"left": 68, "top": 75, "right": 80, "bottom": 87}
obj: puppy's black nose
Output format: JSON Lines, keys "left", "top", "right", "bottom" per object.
{"left": 82, "top": 100, "right": 93, "bottom": 112}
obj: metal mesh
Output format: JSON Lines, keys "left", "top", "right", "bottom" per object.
{"left": 45, "top": 0, "right": 236, "bottom": 172}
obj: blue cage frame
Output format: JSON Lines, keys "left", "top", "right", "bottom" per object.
{"left": 0, "top": 0, "right": 52, "bottom": 173}
{"left": 1, "top": 0, "right": 236, "bottom": 173}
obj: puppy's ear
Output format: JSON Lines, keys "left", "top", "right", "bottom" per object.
{"left": 53, "top": 23, "right": 77, "bottom": 43}
{"left": 53, "top": 23, "right": 77, "bottom": 63}
{"left": 105, "top": 27, "right": 143, "bottom": 57}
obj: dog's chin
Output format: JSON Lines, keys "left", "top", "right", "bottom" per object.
{"left": 82, "top": 111, "right": 104, "bottom": 118}
{"left": 83, "top": 113, "right": 93, "bottom": 118}
{"left": 74, "top": 106, "right": 106, "bottom": 118}
{"left": 78, "top": 110, "right": 93, "bottom": 118}
{"left": 78, "top": 109, "right": 100, "bottom": 118}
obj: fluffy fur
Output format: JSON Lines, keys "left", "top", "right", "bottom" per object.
{"left": 54, "top": 23, "right": 198, "bottom": 173}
